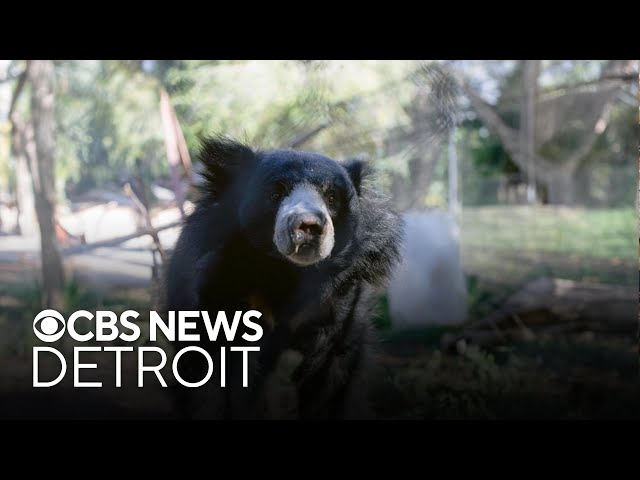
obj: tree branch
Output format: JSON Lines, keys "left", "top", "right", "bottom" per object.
{"left": 461, "top": 81, "right": 555, "bottom": 180}
{"left": 0, "top": 71, "right": 23, "bottom": 84}
{"left": 8, "top": 70, "right": 27, "bottom": 121}
{"left": 563, "top": 100, "right": 614, "bottom": 173}
{"left": 543, "top": 72, "right": 637, "bottom": 94}
{"left": 62, "top": 220, "right": 182, "bottom": 255}
{"left": 287, "top": 122, "right": 331, "bottom": 149}
{"left": 461, "top": 82, "right": 519, "bottom": 156}
{"left": 462, "top": 73, "right": 619, "bottom": 180}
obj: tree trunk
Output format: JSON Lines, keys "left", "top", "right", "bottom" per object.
{"left": 27, "top": 60, "right": 65, "bottom": 310}
{"left": 520, "top": 60, "right": 540, "bottom": 204}
{"left": 12, "top": 122, "right": 37, "bottom": 236}
{"left": 8, "top": 71, "right": 37, "bottom": 236}
{"left": 545, "top": 169, "right": 576, "bottom": 205}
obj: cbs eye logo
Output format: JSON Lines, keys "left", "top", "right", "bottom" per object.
{"left": 33, "top": 309, "right": 66, "bottom": 342}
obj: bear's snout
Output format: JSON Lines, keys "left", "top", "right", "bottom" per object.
{"left": 290, "top": 212, "right": 326, "bottom": 246}
{"left": 273, "top": 184, "right": 335, "bottom": 267}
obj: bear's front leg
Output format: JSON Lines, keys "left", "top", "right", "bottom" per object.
{"left": 294, "top": 322, "right": 374, "bottom": 420}
{"left": 172, "top": 250, "right": 229, "bottom": 419}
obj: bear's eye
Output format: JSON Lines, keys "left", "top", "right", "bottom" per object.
{"left": 325, "top": 189, "right": 338, "bottom": 206}
{"left": 270, "top": 182, "right": 286, "bottom": 202}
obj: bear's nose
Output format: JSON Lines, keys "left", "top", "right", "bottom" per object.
{"left": 291, "top": 213, "right": 325, "bottom": 244}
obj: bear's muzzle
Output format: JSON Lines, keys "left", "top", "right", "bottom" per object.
{"left": 273, "top": 184, "right": 335, "bottom": 266}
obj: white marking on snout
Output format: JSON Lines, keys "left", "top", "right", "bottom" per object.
{"left": 273, "top": 183, "right": 335, "bottom": 265}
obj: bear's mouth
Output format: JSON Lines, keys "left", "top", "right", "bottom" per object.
{"left": 285, "top": 242, "right": 325, "bottom": 267}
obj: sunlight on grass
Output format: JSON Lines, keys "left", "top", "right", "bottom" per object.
{"left": 460, "top": 206, "right": 635, "bottom": 260}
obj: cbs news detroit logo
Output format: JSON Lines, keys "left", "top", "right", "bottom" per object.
{"left": 32, "top": 309, "right": 264, "bottom": 388}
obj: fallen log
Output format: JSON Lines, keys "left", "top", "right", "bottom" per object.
{"left": 442, "top": 320, "right": 629, "bottom": 352}
{"left": 472, "top": 277, "right": 633, "bottom": 330}
{"left": 442, "top": 276, "right": 636, "bottom": 351}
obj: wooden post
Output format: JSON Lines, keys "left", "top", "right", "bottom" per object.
{"left": 160, "top": 88, "right": 185, "bottom": 219}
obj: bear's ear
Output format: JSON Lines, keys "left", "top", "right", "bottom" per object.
{"left": 197, "top": 135, "right": 256, "bottom": 199}
{"left": 343, "top": 156, "right": 373, "bottom": 197}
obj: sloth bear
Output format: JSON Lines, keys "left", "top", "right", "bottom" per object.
{"left": 165, "top": 135, "right": 403, "bottom": 419}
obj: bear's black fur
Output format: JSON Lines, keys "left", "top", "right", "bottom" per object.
{"left": 165, "top": 135, "right": 403, "bottom": 419}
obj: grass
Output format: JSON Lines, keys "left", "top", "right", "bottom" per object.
{"left": 460, "top": 206, "right": 636, "bottom": 261}
{"left": 460, "top": 206, "right": 637, "bottom": 287}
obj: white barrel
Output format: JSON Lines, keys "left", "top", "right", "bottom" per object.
{"left": 387, "top": 209, "right": 468, "bottom": 328}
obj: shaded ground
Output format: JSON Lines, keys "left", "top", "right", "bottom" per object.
{"left": 366, "top": 328, "right": 639, "bottom": 419}
{"left": 0, "top": 206, "right": 637, "bottom": 419}
{"left": 1, "top": 268, "right": 636, "bottom": 420}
